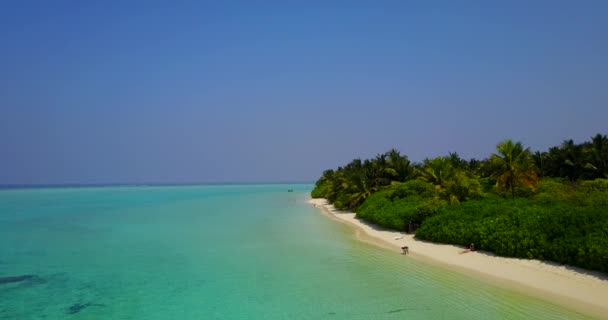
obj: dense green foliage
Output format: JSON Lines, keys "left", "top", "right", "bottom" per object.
{"left": 415, "top": 185, "right": 608, "bottom": 272}
{"left": 537, "top": 134, "right": 608, "bottom": 181}
{"left": 312, "top": 134, "right": 608, "bottom": 272}
{"left": 355, "top": 180, "right": 443, "bottom": 230}
{"left": 311, "top": 149, "right": 413, "bottom": 210}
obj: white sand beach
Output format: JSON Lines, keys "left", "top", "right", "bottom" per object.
{"left": 309, "top": 198, "right": 608, "bottom": 319}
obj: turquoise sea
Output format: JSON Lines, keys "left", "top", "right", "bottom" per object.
{"left": 0, "top": 184, "right": 594, "bottom": 319}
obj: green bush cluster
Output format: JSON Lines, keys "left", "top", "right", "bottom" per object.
{"left": 415, "top": 195, "right": 608, "bottom": 272}
{"left": 534, "top": 178, "right": 608, "bottom": 207}
{"left": 310, "top": 183, "right": 327, "bottom": 199}
{"left": 355, "top": 181, "right": 443, "bottom": 230}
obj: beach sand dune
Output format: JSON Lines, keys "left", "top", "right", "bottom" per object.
{"left": 309, "top": 198, "right": 608, "bottom": 319}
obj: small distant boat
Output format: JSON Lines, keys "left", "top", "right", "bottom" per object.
{"left": 287, "top": 189, "right": 293, "bottom": 192}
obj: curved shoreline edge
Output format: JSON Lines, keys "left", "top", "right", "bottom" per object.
{"left": 309, "top": 197, "right": 608, "bottom": 319}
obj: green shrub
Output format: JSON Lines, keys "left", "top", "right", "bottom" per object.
{"left": 415, "top": 198, "right": 608, "bottom": 273}
{"left": 478, "top": 177, "right": 496, "bottom": 193}
{"left": 578, "top": 179, "right": 608, "bottom": 193}
{"left": 534, "top": 178, "right": 575, "bottom": 203}
{"left": 310, "top": 184, "right": 327, "bottom": 198}
{"left": 355, "top": 181, "right": 442, "bottom": 230}
{"left": 389, "top": 180, "right": 435, "bottom": 200}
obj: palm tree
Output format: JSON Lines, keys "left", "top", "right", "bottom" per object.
{"left": 345, "top": 159, "right": 373, "bottom": 208}
{"left": 491, "top": 140, "right": 539, "bottom": 199}
{"left": 386, "top": 149, "right": 412, "bottom": 182}
{"left": 416, "top": 157, "right": 455, "bottom": 192}
{"left": 560, "top": 139, "right": 584, "bottom": 181}
{"left": 371, "top": 154, "right": 395, "bottom": 187}
{"left": 588, "top": 134, "right": 608, "bottom": 178}
{"left": 448, "top": 152, "right": 468, "bottom": 170}
{"left": 416, "top": 156, "right": 480, "bottom": 203}
{"left": 532, "top": 151, "right": 546, "bottom": 178}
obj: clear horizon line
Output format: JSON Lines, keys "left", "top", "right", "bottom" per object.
{"left": 0, "top": 181, "right": 315, "bottom": 189}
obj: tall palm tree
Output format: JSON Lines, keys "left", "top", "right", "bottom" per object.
{"left": 416, "top": 156, "right": 480, "bottom": 203}
{"left": 416, "top": 157, "right": 454, "bottom": 191}
{"left": 386, "top": 149, "right": 412, "bottom": 182}
{"left": 532, "top": 151, "right": 546, "bottom": 178}
{"left": 560, "top": 139, "right": 584, "bottom": 181}
{"left": 448, "top": 152, "right": 468, "bottom": 169}
{"left": 491, "top": 140, "right": 539, "bottom": 199}
{"left": 371, "top": 153, "right": 395, "bottom": 187}
{"left": 589, "top": 134, "right": 608, "bottom": 178}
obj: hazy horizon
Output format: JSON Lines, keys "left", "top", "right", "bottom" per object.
{"left": 0, "top": 181, "right": 315, "bottom": 187}
{"left": 1, "top": 1, "right": 607, "bottom": 184}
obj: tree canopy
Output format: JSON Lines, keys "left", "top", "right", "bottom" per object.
{"left": 311, "top": 133, "right": 608, "bottom": 273}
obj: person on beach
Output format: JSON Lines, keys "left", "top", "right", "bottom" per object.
{"left": 460, "top": 243, "right": 475, "bottom": 254}
{"left": 401, "top": 245, "right": 409, "bottom": 255}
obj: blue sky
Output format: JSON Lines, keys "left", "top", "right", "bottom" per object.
{"left": 1, "top": 1, "right": 607, "bottom": 184}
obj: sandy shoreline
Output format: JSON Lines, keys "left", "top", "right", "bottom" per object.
{"left": 309, "top": 198, "right": 608, "bottom": 319}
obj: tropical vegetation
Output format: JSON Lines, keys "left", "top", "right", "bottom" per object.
{"left": 311, "top": 134, "right": 608, "bottom": 273}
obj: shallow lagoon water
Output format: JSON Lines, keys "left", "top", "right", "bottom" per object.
{"left": 0, "top": 185, "right": 593, "bottom": 319}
